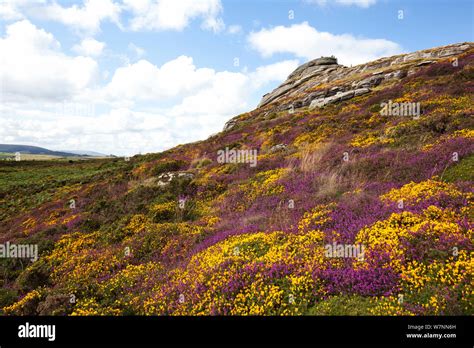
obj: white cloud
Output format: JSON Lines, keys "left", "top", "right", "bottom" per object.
{"left": 72, "top": 38, "right": 105, "bottom": 57}
{"left": 227, "top": 24, "right": 242, "bottom": 35}
{"left": 0, "top": 107, "right": 172, "bottom": 155}
{"left": 0, "top": 20, "right": 98, "bottom": 101}
{"left": 2, "top": 47, "right": 297, "bottom": 155}
{"left": 307, "top": 0, "right": 377, "bottom": 8}
{"left": 123, "top": 0, "right": 224, "bottom": 32}
{"left": 0, "top": 0, "right": 47, "bottom": 20}
{"left": 249, "top": 60, "right": 299, "bottom": 89}
{"left": 201, "top": 15, "right": 225, "bottom": 33}
{"left": 128, "top": 42, "right": 146, "bottom": 59}
{"left": 103, "top": 56, "right": 299, "bottom": 109}
{"left": 103, "top": 56, "right": 216, "bottom": 102}
{"left": 169, "top": 59, "right": 299, "bottom": 133}
{"left": 248, "top": 21, "right": 402, "bottom": 66}
{"left": 0, "top": 13, "right": 302, "bottom": 155}
{"left": 170, "top": 71, "right": 249, "bottom": 117}
{"left": 36, "top": 0, "right": 122, "bottom": 34}
{"left": 0, "top": 0, "right": 24, "bottom": 20}
{"left": 2, "top": 0, "right": 226, "bottom": 34}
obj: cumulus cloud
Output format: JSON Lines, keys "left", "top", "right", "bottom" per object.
{"left": 0, "top": 0, "right": 24, "bottom": 20}
{"left": 72, "top": 38, "right": 105, "bottom": 57}
{"left": 0, "top": 3, "right": 306, "bottom": 156}
{"left": 249, "top": 60, "right": 300, "bottom": 89}
{"left": 0, "top": 107, "right": 173, "bottom": 155}
{"left": 1, "top": 22, "right": 298, "bottom": 155}
{"left": 123, "top": 0, "right": 224, "bottom": 32}
{"left": 103, "top": 56, "right": 215, "bottom": 102}
{"left": 0, "top": 20, "right": 98, "bottom": 101}
{"left": 2, "top": 0, "right": 227, "bottom": 34}
{"left": 34, "top": 0, "right": 122, "bottom": 34}
{"left": 248, "top": 21, "right": 402, "bottom": 66}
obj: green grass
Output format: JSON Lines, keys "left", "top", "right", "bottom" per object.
{"left": 442, "top": 154, "right": 474, "bottom": 182}
{"left": 0, "top": 159, "right": 126, "bottom": 192}
{"left": 306, "top": 295, "right": 376, "bottom": 315}
{"left": 0, "top": 159, "right": 130, "bottom": 222}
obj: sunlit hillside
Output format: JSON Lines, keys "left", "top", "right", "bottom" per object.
{"left": 1, "top": 43, "right": 473, "bottom": 316}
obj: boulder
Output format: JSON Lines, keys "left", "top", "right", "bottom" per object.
{"left": 223, "top": 117, "right": 239, "bottom": 131}
{"left": 416, "top": 60, "right": 435, "bottom": 67}
{"left": 353, "top": 75, "right": 383, "bottom": 89}
{"left": 269, "top": 144, "right": 288, "bottom": 153}
{"left": 354, "top": 87, "right": 371, "bottom": 96}
{"left": 309, "top": 88, "right": 371, "bottom": 109}
{"left": 157, "top": 172, "right": 195, "bottom": 186}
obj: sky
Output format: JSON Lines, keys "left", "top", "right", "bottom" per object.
{"left": 0, "top": 0, "right": 473, "bottom": 156}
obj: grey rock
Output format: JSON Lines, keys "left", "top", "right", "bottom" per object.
{"left": 223, "top": 117, "right": 239, "bottom": 131}
{"left": 354, "top": 75, "right": 383, "bottom": 89}
{"left": 309, "top": 98, "right": 328, "bottom": 109}
{"left": 288, "top": 56, "right": 338, "bottom": 80}
{"left": 416, "top": 60, "right": 435, "bottom": 67}
{"left": 354, "top": 87, "right": 371, "bottom": 96}
{"left": 269, "top": 144, "right": 288, "bottom": 153}
{"left": 384, "top": 70, "right": 406, "bottom": 80}
{"left": 252, "top": 42, "right": 472, "bottom": 113}
{"left": 309, "top": 88, "right": 370, "bottom": 109}
{"left": 338, "top": 90, "right": 355, "bottom": 101}
{"left": 157, "top": 171, "right": 194, "bottom": 186}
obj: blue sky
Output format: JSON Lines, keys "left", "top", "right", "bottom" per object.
{"left": 0, "top": 0, "right": 472, "bottom": 155}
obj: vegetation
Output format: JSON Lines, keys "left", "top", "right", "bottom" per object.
{"left": 1, "top": 50, "right": 473, "bottom": 316}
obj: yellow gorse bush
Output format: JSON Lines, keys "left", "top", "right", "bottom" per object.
{"left": 143, "top": 229, "right": 328, "bottom": 315}
{"left": 3, "top": 289, "right": 44, "bottom": 315}
{"left": 423, "top": 128, "right": 474, "bottom": 151}
{"left": 298, "top": 203, "right": 335, "bottom": 233}
{"left": 350, "top": 131, "right": 394, "bottom": 148}
{"left": 380, "top": 179, "right": 468, "bottom": 204}
{"left": 356, "top": 205, "right": 470, "bottom": 272}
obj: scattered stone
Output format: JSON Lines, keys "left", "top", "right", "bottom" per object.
{"left": 223, "top": 117, "right": 239, "bottom": 131}
{"left": 354, "top": 75, "right": 383, "bottom": 89}
{"left": 269, "top": 144, "right": 288, "bottom": 153}
{"left": 383, "top": 70, "right": 406, "bottom": 80}
{"left": 354, "top": 87, "right": 371, "bottom": 96}
{"left": 416, "top": 60, "right": 435, "bottom": 67}
{"left": 157, "top": 172, "right": 194, "bottom": 186}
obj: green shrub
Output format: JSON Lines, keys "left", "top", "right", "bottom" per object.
{"left": 16, "top": 260, "right": 51, "bottom": 292}
{"left": 194, "top": 158, "right": 212, "bottom": 168}
{"left": 151, "top": 160, "right": 187, "bottom": 176}
{"left": 0, "top": 288, "right": 18, "bottom": 309}
{"left": 306, "top": 295, "right": 375, "bottom": 315}
{"left": 442, "top": 154, "right": 474, "bottom": 182}
{"left": 150, "top": 201, "right": 176, "bottom": 222}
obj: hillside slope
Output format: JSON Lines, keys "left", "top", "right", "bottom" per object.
{"left": 0, "top": 43, "right": 473, "bottom": 316}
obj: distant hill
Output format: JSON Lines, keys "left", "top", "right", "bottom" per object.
{"left": 59, "top": 150, "right": 109, "bottom": 157}
{"left": 0, "top": 144, "right": 82, "bottom": 157}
